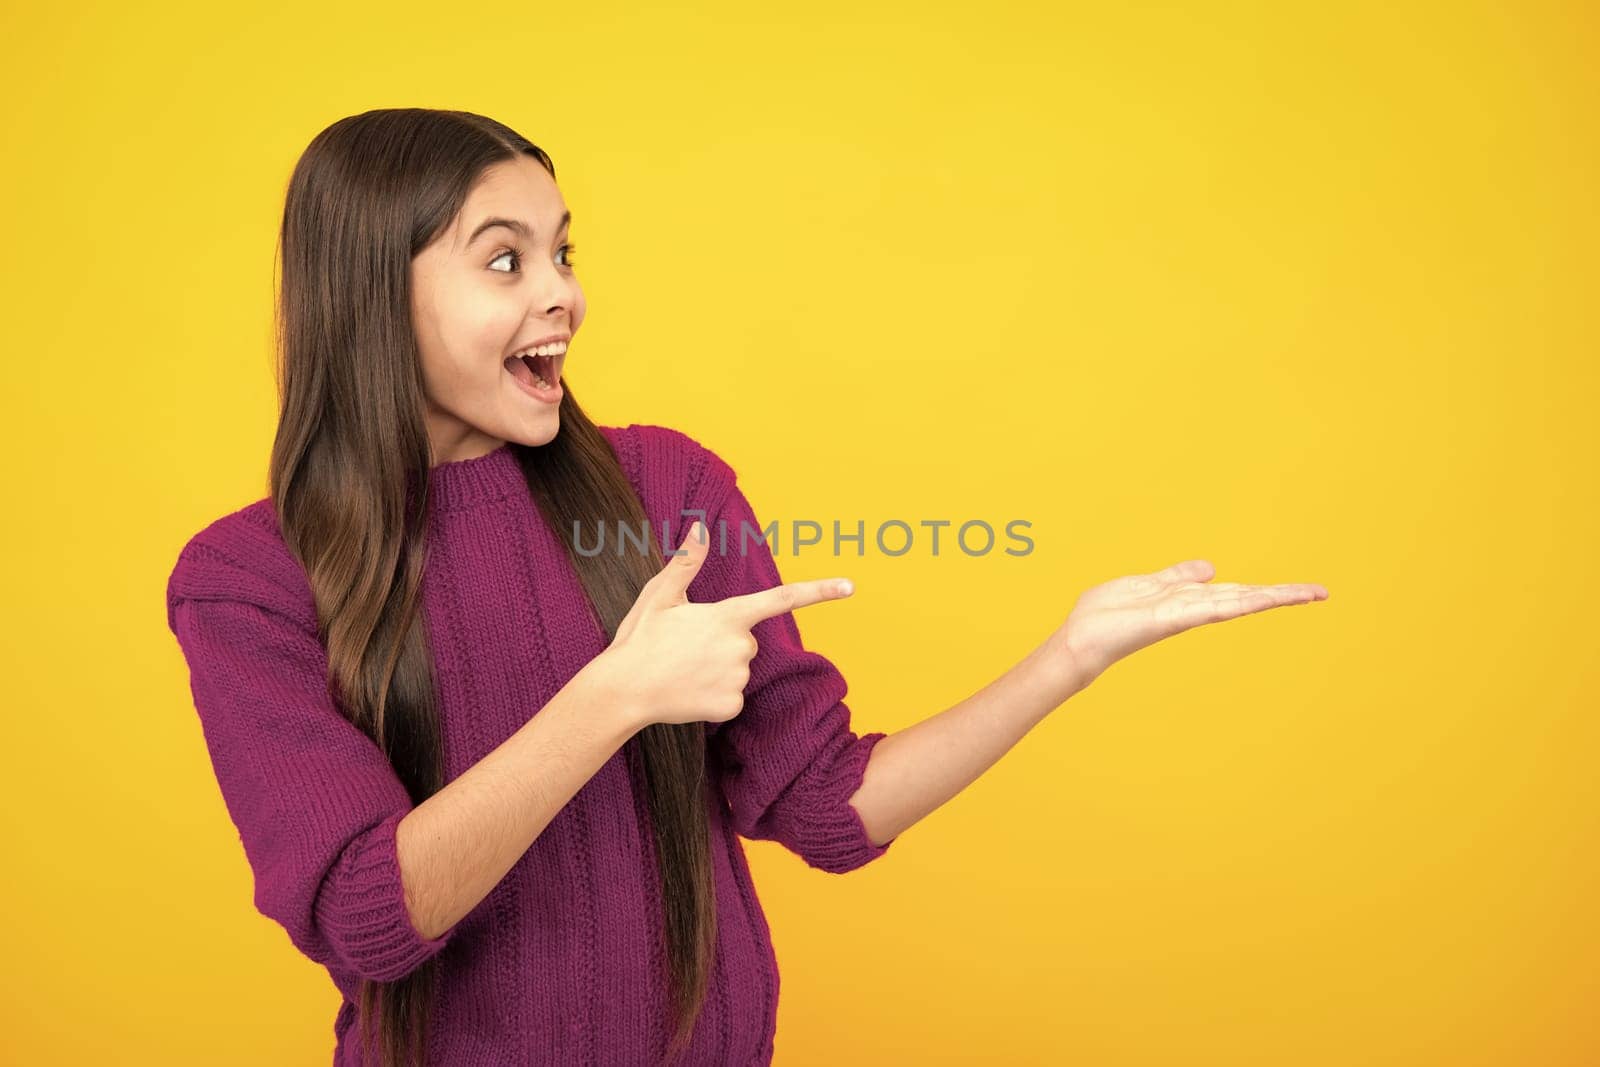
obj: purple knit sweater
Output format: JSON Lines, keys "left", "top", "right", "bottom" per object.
{"left": 164, "top": 422, "right": 894, "bottom": 1065}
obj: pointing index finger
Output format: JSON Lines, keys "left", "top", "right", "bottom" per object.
{"left": 718, "top": 577, "right": 855, "bottom": 628}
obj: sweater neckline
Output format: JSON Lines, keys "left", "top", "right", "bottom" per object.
{"left": 425, "top": 440, "right": 524, "bottom": 511}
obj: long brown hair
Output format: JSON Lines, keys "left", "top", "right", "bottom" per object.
{"left": 268, "top": 107, "right": 715, "bottom": 1066}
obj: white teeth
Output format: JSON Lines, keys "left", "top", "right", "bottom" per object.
{"left": 518, "top": 340, "right": 567, "bottom": 358}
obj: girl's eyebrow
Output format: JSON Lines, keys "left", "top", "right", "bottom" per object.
{"left": 467, "top": 210, "right": 573, "bottom": 247}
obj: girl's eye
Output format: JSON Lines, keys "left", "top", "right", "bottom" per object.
{"left": 488, "top": 243, "right": 580, "bottom": 273}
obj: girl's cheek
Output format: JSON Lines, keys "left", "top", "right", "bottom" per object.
{"left": 477, "top": 299, "right": 527, "bottom": 349}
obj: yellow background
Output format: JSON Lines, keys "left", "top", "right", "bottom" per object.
{"left": 3, "top": 1, "right": 1594, "bottom": 1063}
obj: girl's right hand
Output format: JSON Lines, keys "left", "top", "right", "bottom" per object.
{"left": 595, "top": 520, "right": 855, "bottom": 728}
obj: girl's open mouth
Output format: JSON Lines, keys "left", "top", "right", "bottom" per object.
{"left": 505, "top": 351, "right": 563, "bottom": 403}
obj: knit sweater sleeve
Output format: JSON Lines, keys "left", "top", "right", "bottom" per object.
{"left": 165, "top": 532, "right": 457, "bottom": 982}
{"left": 677, "top": 436, "right": 898, "bottom": 875}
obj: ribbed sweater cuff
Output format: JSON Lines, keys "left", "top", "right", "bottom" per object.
{"left": 790, "top": 730, "right": 896, "bottom": 874}
{"left": 313, "top": 809, "right": 454, "bottom": 982}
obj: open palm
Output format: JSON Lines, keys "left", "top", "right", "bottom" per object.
{"left": 1056, "top": 559, "right": 1329, "bottom": 687}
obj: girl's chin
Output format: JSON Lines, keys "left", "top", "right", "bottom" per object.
{"left": 500, "top": 417, "right": 562, "bottom": 449}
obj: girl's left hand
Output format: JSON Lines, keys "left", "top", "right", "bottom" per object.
{"left": 1049, "top": 559, "right": 1329, "bottom": 690}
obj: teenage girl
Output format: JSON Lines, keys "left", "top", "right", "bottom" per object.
{"left": 165, "top": 107, "right": 1329, "bottom": 1067}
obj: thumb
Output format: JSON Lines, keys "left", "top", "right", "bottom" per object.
{"left": 649, "top": 519, "right": 711, "bottom": 607}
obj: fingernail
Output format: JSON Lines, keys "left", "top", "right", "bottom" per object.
{"left": 836, "top": 579, "right": 854, "bottom": 596}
